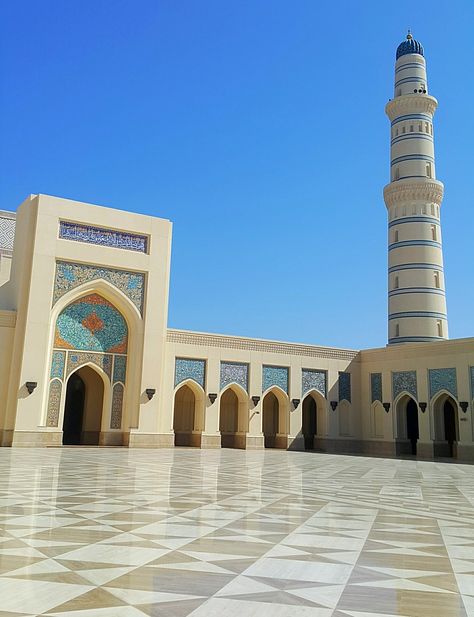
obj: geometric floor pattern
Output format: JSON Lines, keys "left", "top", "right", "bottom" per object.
{"left": 0, "top": 448, "right": 473, "bottom": 616}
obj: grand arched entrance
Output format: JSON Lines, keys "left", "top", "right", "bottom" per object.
{"left": 173, "top": 382, "right": 204, "bottom": 447}
{"left": 219, "top": 386, "right": 247, "bottom": 449}
{"left": 302, "top": 394, "right": 317, "bottom": 450}
{"left": 433, "top": 394, "right": 458, "bottom": 458}
{"left": 63, "top": 366, "right": 104, "bottom": 445}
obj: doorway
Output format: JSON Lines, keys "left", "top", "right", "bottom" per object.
{"left": 63, "top": 366, "right": 104, "bottom": 445}
{"left": 406, "top": 398, "right": 419, "bottom": 455}
{"left": 302, "top": 395, "right": 317, "bottom": 450}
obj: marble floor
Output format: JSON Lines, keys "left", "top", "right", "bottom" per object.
{"left": 0, "top": 449, "right": 473, "bottom": 617}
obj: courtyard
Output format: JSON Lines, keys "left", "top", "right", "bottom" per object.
{"left": 0, "top": 449, "right": 472, "bottom": 616}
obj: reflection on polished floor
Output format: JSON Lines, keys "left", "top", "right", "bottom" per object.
{"left": 0, "top": 449, "right": 473, "bottom": 616}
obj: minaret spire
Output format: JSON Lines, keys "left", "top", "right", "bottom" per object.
{"left": 383, "top": 34, "right": 448, "bottom": 344}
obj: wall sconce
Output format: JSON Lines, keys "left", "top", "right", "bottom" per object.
{"left": 25, "top": 382, "right": 37, "bottom": 395}
{"left": 419, "top": 402, "right": 427, "bottom": 413}
{"left": 330, "top": 401, "right": 338, "bottom": 411}
{"left": 292, "top": 398, "right": 300, "bottom": 409}
{"left": 145, "top": 388, "right": 156, "bottom": 400}
{"left": 383, "top": 402, "right": 391, "bottom": 413}
{"left": 251, "top": 396, "right": 260, "bottom": 407}
{"left": 460, "top": 401, "right": 469, "bottom": 413}
{"left": 208, "top": 393, "right": 217, "bottom": 404}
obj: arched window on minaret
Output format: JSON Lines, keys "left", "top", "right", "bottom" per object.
{"left": 431, "top": 225, "right": 437, "bottom": 241}
{"left": 434, "top": 271, "right": 440, "bottom": 289}
{"left": 426, "top": 163, "right": 432, "bottom": 178}
{"left": 395, "top": 323, "right": 400, "bottom": 338}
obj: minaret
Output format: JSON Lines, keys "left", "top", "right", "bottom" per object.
{"left": 383, "top": 32, "right": 448, "bottom": 344}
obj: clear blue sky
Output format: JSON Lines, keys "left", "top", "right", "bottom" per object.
{"left": 1, "top": 1, "right": 473, "bottom": 349}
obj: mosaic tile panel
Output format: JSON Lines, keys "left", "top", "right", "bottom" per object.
{"left": 66, "top": 352, "right": 112, "bottom": 379}
{"left": 429, "top": 368, "right": 457, "bottom": 399}
{"left": 110, "top": 383, "right": 124, "bottom": 429}
{"left": 392, "top": 370, "right": 417, "bottom": 400}
{"left": 46, "top": 379, "right": 62, "bottom": 427}
{"left": 59, "top": 220, "right": 148, "bottom": 253}
{"left": 339, "top": 371, "right": 351, "bottom": 402}
{"left": 371, "top": 372, "right": 383, "bottom": 403}
{"left": 302, "top": 369, "right": 326, "bottom": 397}
{"left": 113, "top": 355, "right": 127, "bottom": 384}
{"left": 220, "top": 361, "right": 248, "bottom": 392}
{"left": 53, "top": 261, "right": 145, "bottom": 315}
{"left": 0, "top": 215, "right": 15, "bottom": 251}
{"left": 175, "top": 358, "right": 206, "bottom": 388}
{"left": 50, "top": 350, "right": 66, "bottom": 379}
{"left": 55, "top": 293, "right": 128, "bottom": 353}
{"left": 471, "top": 367, "right": 474, "bottom": 400}
{"left": 262, "top": 365, "right": 289, "bottom": 394}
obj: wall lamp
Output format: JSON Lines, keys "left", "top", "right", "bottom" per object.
{"left": 330, "top": 401, "right": 338, "bottom": 411}
{"left": 25, "top": 382, "right": 37, "bottom": 395}
{"left": 460, "top": 401, "right": 469, "bottom": 413}
{"left": 145, "top": 388, "right": 156, "bottom": 400}
{"left": 419, "top": 402, "right": 427, "bottom": 413}
{"left": 383, "top": 402, "right": 391, "bottom": 413}
{"left": 292, "top": 398, "right": 300, "bottom": 409}
{"left": 208, "top": 393, "right": 218, "bottom": 404}
{"left": 251, "top": 396, "right": 260, "bottom": 407}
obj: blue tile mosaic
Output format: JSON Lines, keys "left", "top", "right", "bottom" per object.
{"left": 54, "top": 261, "right": 145, "bottom": 315}
{"left": 66, "top": 352, "right": 112, "bottom": 379}
{"left": 220, "top": 362, "right": 248, "bottom": 392}
{"left": 46, "top": 379, "right": 62, "bottom": 427}
{"left": 175, "top": 358, "right": 206, "bottom": 388}
{"left": 50, "top": 351, "right": 66, "bottom": 380}
{"left": 59, "top": 220, "right": 148, "bottom": 253}
{"left": 302, "top": 369, "right": 326, "bottom": 398}
{"left": 262, "top": 365, "right": 289, "bottom": 394}
{"left": 113, "top": 355, "right": 127, "bottom": 384}
{"left": 338, "top": 372, "right": 351, "bottom": 403}
{"left": 429, "top": 368, "right": 457, "bottom": 399}
{"left": 110, "top": 383, "right": 124, "bottom": 429}
{"left": 55, "top": 294, "right": 128, "bottom": 353}
{"left": 371, "top": 373, "right": 383, "bottom": 403}
{"left": 392, "top": 371, "right": 417, "bottom": 400}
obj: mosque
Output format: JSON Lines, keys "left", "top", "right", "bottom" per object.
{"left": 0, "top": 33, "right": 473, "bottom": 460}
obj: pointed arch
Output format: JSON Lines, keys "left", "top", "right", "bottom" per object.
{"left": 394, "top": 393, "right": 419, "bottom": 455}
{"left": 301, "top": 389, "right": 327, "bottom": 450}
{"left": 219, "top": 383, "right": 249, "bottom": 449}
{"left": 262, "top": 386, "right": 289, "bottom": 449}
{"left": 173, "top": 379, "right": 205, "bottom": 447}
{"left": 431, "top": 390, "right": 459, "bottom": 457}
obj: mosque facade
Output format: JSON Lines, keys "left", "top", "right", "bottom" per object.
{"left": 0, "top": 34, "right": 473, "bottom": 459}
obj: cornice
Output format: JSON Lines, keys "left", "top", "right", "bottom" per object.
{"left": 167, "top": 329, "right": 360, "bottom": 362}
{"left": 385, "top": 94, "right": 438, "bottom": 121}
{"left": 383, "top": 179, "right": 444, "bottom": 209}
{"left": 0, "top": 310, "right": 16, "bottom": 328}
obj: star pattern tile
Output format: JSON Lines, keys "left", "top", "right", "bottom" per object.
{"left": 0, "top": 449, "right": 473, "bottom": 616}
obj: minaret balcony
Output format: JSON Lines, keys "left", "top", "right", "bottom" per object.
{"left": 383, "top": 178, "right": 444, "bottom": 209}
{"left": 385, "top": 94, "right": 438, "bottom": 121}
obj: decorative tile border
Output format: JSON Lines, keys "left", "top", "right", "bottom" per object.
{"left": 263, "top": 365, "right": 289, "bottom": 394}
{"left": 53, "top": 261, "right": 145, "bottom": 315}
{"left": 110, "top": 384, "right": 124, "bottom": 429}
{"left": 175, "top": 358, "right": 206, "bottom": 389}
{"left": 59, "top": 221, "right": 148, "bottom": 253}
{"left": 113, "top": 356, "right": 127, "bottom": 384}
{"left": 46, "top": 379, "right": 62, "bottom": 427}
{"left": 50, "top": 351, "right": 66, "bottom": 380}
{"left": 371, "top": 373, "right": 383, "bottom": 403}
{"left": 66, "top": 352, "right": 113, "bottom": 380}
{"left": 429, "top": 368, "right": 457, "bottom": 399}
{"left": 339, "top": 372, "right": 351, "bottom": 403}
{"left": 392, "top": 370, "right": 417, "bottom": 400}
{"left": 302, "top": 369, "right": 326, "bottom": 398}
{"left": 220, "top": 361, "right": 248, "bottom": 392}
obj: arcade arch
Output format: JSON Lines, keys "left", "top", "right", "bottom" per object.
{"left": 395, "top": 394, "right": 419, "bottom": 455}
{"left": 432, "top": 392, "right": 458, "bottom": 458}
{"left": 262, "top": 387, "right": 289, "bottom": 449}
{"left": 301, "top": 390, "right": 326, "bottom": 450}
{"left": 219, "top": 384, "right": 248, "bottom": 449}
{"left": 173, "top": 380, "right": 205, "bottom": 447}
